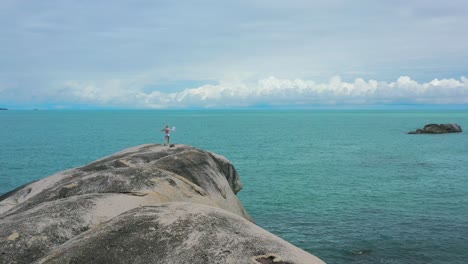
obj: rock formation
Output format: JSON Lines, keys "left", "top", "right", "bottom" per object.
{"left": 408, "top": 123, "right": 462, "bottom": 134}
{"left": 0, "top": 144, "right": 325, "bottom": 264}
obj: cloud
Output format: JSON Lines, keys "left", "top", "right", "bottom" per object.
{"left": 2, "top": 0, "right": 468, "bottom": 83}
{"left": 1, "top": 1, "right": 468, "bottom": 109}
{"left": 15, "top": 75, "right": 464, "bottom": 108}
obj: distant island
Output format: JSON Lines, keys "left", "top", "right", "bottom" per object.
{"left": 408, "top": 123, "right": 462, "bottom": 134}
{"left": 0, "top": 108, "right": 8, "bottom": 110}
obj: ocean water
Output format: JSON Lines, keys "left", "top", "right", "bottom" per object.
{"left": 1, "top": 110, "right": 467, "bottom": 264}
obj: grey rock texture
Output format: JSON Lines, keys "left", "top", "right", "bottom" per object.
{"left": 408, "top": 123, "right": 462, "bottom": 134}
{"left": 0, "top": 144, "right": 325, "bottom": 264}
{"left": 35, "top": 203, "right": 324, "bottom": 264}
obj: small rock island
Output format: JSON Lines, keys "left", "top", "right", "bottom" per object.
{"left": 408, "top": 123, "right": 462, "bottom": 134}
{"left": 0, "top": 144, "right": 325, "bottom": 264}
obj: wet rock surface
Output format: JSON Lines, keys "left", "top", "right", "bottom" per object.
{"left": 0, "top": 144, "right": 324, "bottom": 264}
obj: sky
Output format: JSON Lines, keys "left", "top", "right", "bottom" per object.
{"left": 1, "top": 0, "right": 467, "bottom": 109}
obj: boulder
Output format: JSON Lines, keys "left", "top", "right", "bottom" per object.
{"left": 35, "top": 203, "right": 324, "bottom": 264}
{"left": 0, "top": 144, "right": 325, "bottom": 264}
{"left": 408, "top": 123, "right": 462, "bottom": 134}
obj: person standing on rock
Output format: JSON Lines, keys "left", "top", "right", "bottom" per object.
{"left": 161, "top": 124, "right": 175, "bottom": 146}
{"left": 161, "top": 124, "right": 170, "bottom": 145}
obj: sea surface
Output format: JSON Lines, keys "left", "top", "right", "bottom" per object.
{"left": 1, "top": 110, "right": 467, "bottom": 264}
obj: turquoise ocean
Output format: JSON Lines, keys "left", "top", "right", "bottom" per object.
{"left": 1, "top": 110, "right": 467, "bottom": 264}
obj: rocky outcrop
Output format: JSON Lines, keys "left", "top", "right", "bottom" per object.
{"left": 408, "top": 123, "right": 462, "bottom": 134}
{"left": 0, "top": 144, "right": 324, "bottom": 264}
{"left": 35, "top": 203, "right": 324, "bottom": 264}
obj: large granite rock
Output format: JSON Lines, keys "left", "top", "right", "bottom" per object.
{"left": 35, "top": 203, "right": 323, "bottom": 264}
{"left": 408, "top": 123, "right": 462, "bottom": 134}
{"left": 0, "top": 144, "right": 324, "bottom": 264}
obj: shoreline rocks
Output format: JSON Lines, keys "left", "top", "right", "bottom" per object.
{"left": 36, "top": 203, "right": 324, "bottom": 264}
{"left": 0, "top": 144, "right": 325, "bottom": 264}
{"left": 408, "top": 123, "right": 462, "bottom": 134}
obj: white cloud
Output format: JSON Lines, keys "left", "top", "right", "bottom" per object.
{"left": 2, "top": 0, "right": 468, "bottom": 87}
{"left": 41, "top": 75, "right": 468, "bottom": 108}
